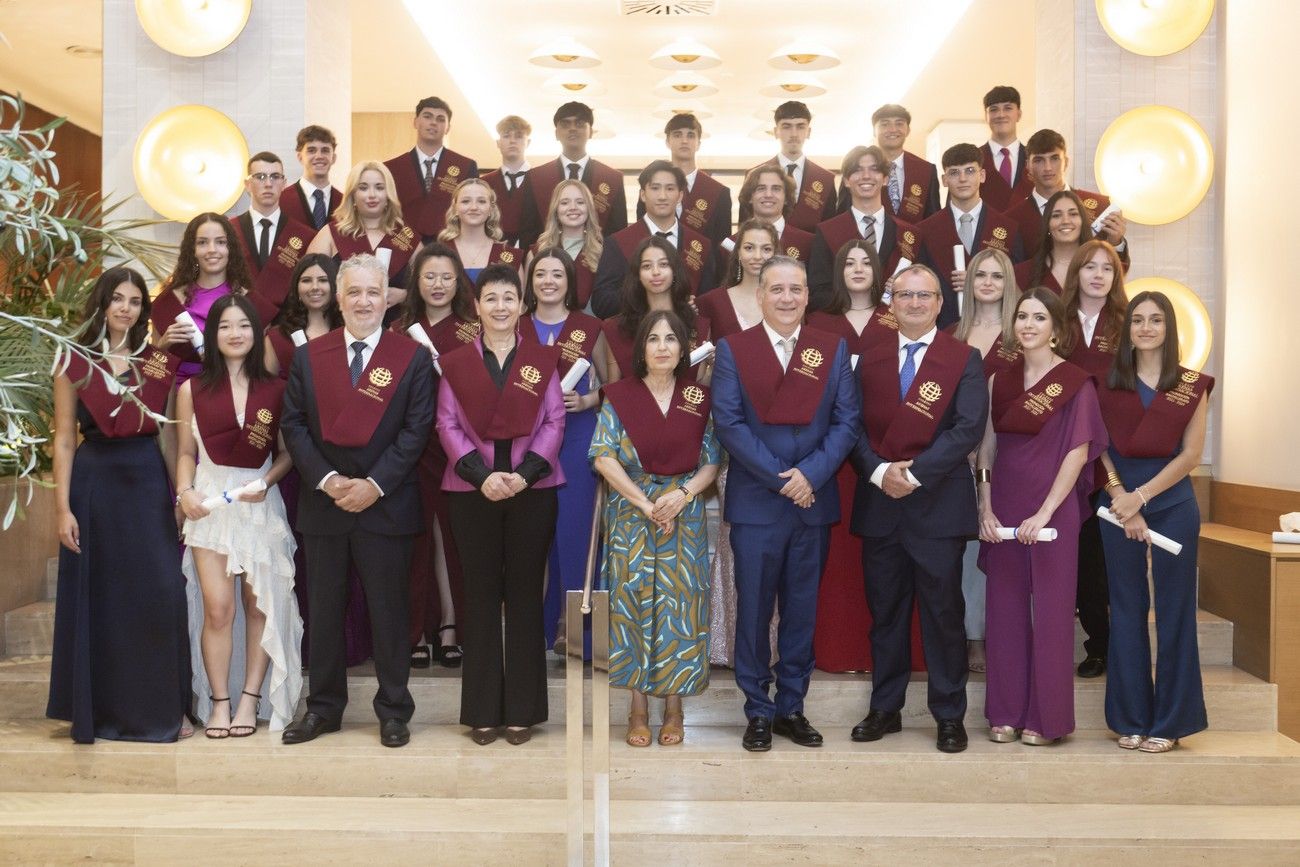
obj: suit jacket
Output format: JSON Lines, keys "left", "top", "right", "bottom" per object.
{"left": 808, "top": 210, "right": 923, "bottom": 310}
{"left": 282, "top": 332, "right": 435, "bottom": 536}
{"left": 884, "top": 151, "right": 941, "bottom": 223}
{"left": 528, "top": 157, "right": 628, "bottom": 237}
{"left": 849, "top": 335, "right": 988, "bottom": 538}
{"left": 482, "top": 167, "right": 540, "bottom": 249}
{"left": 280, "top": 183, "right": 342, "bottom": 231}
{"left": 635, "top": 169, "right": 733, "bottom": 249}
{"left": 590, "top": 221, "right": 719, "bottom": 318}
{"left": 230, "top": 210, "right": 316, "bottom": 312}
{"left": 979, "top": 142, "right": 1032, "bottom": 213}
{"left": 917, "top": 205, "right": 1024, "bottom": 329}
{"left": 711, "top": 330, "right": 860, "bottom": 526}
{"left": 1009, "top": 187, "right": 1110, "bottom": 259}
{"left": 384, "top": 147, "right": 480, "bottom": 241}
{"left": 741, "top": 156, "right": 837, "bottom": 232}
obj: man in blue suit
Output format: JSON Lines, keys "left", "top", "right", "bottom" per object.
{"left": 712, "top": 255, "right": 860, "bottom": 751}
{"left": 849, "top": 265, "right": 989, "bottom": 753}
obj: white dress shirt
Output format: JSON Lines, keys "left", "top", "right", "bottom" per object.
{"left": 777, "top": 153, "right": 806, "bottom": 193}
{"left": 561, "top": 154, "right": 591, "bottom": 179}
{"left": 1078, "top": 308, "right": 1100, "bottom": 347}
{"left": 951, "top": 200, "right": 984, "bottom": 250}
{"left": 248, "top": 206, "right": 281, "bottom": 251}
{"left": 987, "top": 139, "right": 1021, "bottom": 182}
{"left": 869, "top": 327, "right": 938, "bottom": 490}
{"left": 850, "top": 205, "right": 885, "bottom": 242}
{"left": 643, "top": 215, "right": 680, "bottom": 247}
{"left": 762, "top": 320, "right": 800, "bottom": 371}
{"left": 415, "top": 145, "right": 445, "bottom": 179}
{"left": 299, "top": 177, "right": 332, "bottom": 202}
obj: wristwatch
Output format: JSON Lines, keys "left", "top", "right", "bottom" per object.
{"left": 678, "top": 485, "right": 695, "bottom": 503}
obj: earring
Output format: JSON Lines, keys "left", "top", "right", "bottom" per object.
{"left": 1049, "top": 335, "right": 1059, "bottom": 349}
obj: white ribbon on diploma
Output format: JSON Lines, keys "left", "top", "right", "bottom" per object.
{"left": 995, "top": 527, "right": 1057, "bottom": 542}
{"left": 175, "top": 310, "right": 204, "bottom": 355}
{"left": 200, "top": 478, "right": 267, "bottom": 512}
{"left": 406, "top": 323, "right": 442, "bottom": 374}
{"left": 290, "top": 329, "right": 308, "bottom": 347}
{"left": 1096, "top": 506, "right": 1183, "bottom": 556}
{"left": 375, "top": 247, "right": 393, "bottom": 273}
{"left": 689, "top": 342, "right": 715, "bottom": 367}
{"left": 560, "top": 357, "right": 591, "bottom": 393}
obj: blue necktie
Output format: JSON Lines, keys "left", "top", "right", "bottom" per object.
{"left": 899, "top": 342, "right": 923, "bottom": 401}
{"left": 312, "top": 189, "right": 327, "bottom": 229}
{"left": 350, "top": 341, "right": 366, "bottom": 387}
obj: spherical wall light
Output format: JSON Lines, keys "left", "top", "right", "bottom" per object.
{"left": 1124, "top": 276, "right": 1212, "bottom": 370}
{"left": 136, "top": 0, "right": 252, "bottom": 57}
{"left": 133, "top": 105, "right": 248, "bottom": 222}
{"left": 1095, "top": 0, "right": 1214, "bottom": 57}
{"left": 1094, "top": 106, "right": 1213, "bottom": 225}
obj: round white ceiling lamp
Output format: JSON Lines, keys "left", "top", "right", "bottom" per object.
{"left": 650, "top": 38, "right": 721, "bottom": 69}
{"left": 529, "top": 37, "right": 600, "bottom": 68}
{"left": 760, "top": 73, "right": 828, "bottom": 98}
{"left": 653, "top": 72, "right": 719, "bottom": 99}
{"left": 768, "top": 40, "right": 840, "bottom": 70}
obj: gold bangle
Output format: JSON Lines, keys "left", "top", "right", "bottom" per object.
{"left": 976, "top": 468, "right": 992, "bottom": 484}
{"left": 678, "top": 485, "right": 695, "bottom": 503}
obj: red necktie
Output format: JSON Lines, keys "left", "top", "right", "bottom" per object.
{"left": 999, "top": 147, "right": 1012, "bottom": 185}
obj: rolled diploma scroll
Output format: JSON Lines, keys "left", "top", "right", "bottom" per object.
{"left": 1095, "top": 506, "right": 1184, "bottom": 556}
{"left": 1089, "top": 202, "right": 1120, "bottom": 236}
{"left": 995, "top": 527, "right": 1057, "bottom": 542}
{"left": 689, "top": 341, "right": 715, "bottom": 367}
{"left": 1272, "top": 532, "right": 1300, "bottom": 544}
{"left": 290, "top": 329, "right": 308, "bottom": 347}
{"left": 201, "top": 478, "right": 267, "bottom": 512}
{"left": 175, "top": 310, "right": 204, "bottom": 354}
{"left": 851, "top": 354, "right": 860, "bottom": 371}
{"left": 560, "top": 357, "right": 591, "bottom": 393}
{"left": 375, "top": 247, "right": 393, "bottom": 273}
{"left": 405, "top": 323, "right": 442, "bottom": 374}
{"left": 719, "top": 237, "right": 736, "bottom": 253}
{"left": 952, "top": 245, "right": 967, "bottom": 316}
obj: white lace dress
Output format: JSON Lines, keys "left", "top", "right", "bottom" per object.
{"left": 182, "top": 416, "right": 302, "bottom": 731}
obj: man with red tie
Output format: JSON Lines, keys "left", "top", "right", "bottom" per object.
{"left": 979, "top": 86, "right": 1032, "bottom": 212}
{"left": 384, "top": 97, "right": 480, "bottom": 243}
{"left": 873, "top": 104, "right": 941, "bottom": 223}
{"left": 635, "top": 113, "right": 733, "bottom": 249}
{"left": 721, "top": 166, "right": 814, "bottom": 261}
{"left": 526, "top": 102, "right": 628, "bottom": 238}
{"left": 742, "top": 101, "right": 836, "bottom": 233}
{"left": 1007, "top": 129, "right": 1129, "bottom": 258}
{"left": 231, "top": 151, "right": 315, "bottom": 319}
{"left": 591, "top": 160, "right": 717, "bottom": 317}
{"left": 918, "top": 143, "right": 1024, "bottom": 329}
{"left": 481, "top": 115, "right": 538, "bottom": 249}
{"left": 281, "top": 125, "right": 341, "bottom": 232}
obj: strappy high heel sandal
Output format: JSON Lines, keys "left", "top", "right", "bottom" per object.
{"left": 205, "top": 696, "right": 231, "bottom": 739}
{"left": 435, "top": 624, "right": 463, "bottom": 669}
{"left": 229, "top": 690, "right": 260, "bottom": 738}
{"left": 658, "top": 710, "right": 685, "bottom": 746}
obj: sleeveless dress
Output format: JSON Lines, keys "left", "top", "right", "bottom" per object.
{"left": 181, "top": 414, "right": 303, "bottom": 731}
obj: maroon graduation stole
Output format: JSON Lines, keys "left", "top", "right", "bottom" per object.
{"left": 982, "top": 337, "right": 1022, "bottom": 381}
{"left": 309, "top": 330, "right": 420, "bottom": 447}
{"left": 330, "top": 222, "right": 419, "bottom": 280}
{"left": 439, "top": 339, "right": 561, "bottom": 441}
{"left": 1100, "top": 368, "right": 1214, "bottom": 458}
{"left": 859, "top": 331, "right": 969, "bottom": 460}
{"left": 603, "top": 314, "right": 711, "bottom": 377}
{"left": 521, "top": 311, "right": 602, "bottom": 376}
{"left": 697, "top": 290, "right": 744, "bottom": 340}
{"left": 586, "top": 162, "right": 623, "bottom": 231}
{"left": 267, "top": 328, "right": 296, "bottom": 380}
{"left": 681, "top": 173, "right": 723, "bottom": 235}
{"left": 1067, "top": 308, "right": 1119, "bottom": 379}
{"left": 252, "top": 221, "right": 314, "bottom": 309}
{"left": 65, "top": 347, "right": 179, "bottom": 438}
{"left": 792, "top": 160, "right": 834, "bottom": 232}
{"left": 426, "top": 314, "right": 481, "bottom": 354}
{"left": 489, "top": 243, "right": 523, "bottom": 269}
{"left": 191, "top": 377, "right": 285, "bottom": 469}
{"left": 150, "top": 289, "right": 204, "bottom": 365}
{"left": 614, "top": 223, "right": 711, "bottom": 291}
{"left": 992, "top": 358, "right": 1092, "bottom": 435}
{"left": 574, "top": 256, "right": 596, "bottom": 307}
{"left": 604, "top": 377, "right": 710, "bottom": 476}
{"left": 728, "top": 323, "right": 840, "bottom": 426}
{"left": 888, "top": 153, "right": 933, "bottom": 222}
{"left": 780, "top": 224, "right": 814, "bottom": 261}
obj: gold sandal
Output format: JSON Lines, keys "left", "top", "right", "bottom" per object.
{"left": 1139, "top": 737, "right": 1179, "bottom": 753}
{"left": 626, "top": 711, "right": 651, "bottom": 748}
{"left": 658, "top": 711, "right": 684, "bottom": 746}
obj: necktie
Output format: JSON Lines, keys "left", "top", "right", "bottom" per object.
{"left": 958, "top": 212, "right": 974, "bottom": 254}
{"left": 778, "top": 336, "right": 794, "bottom": 371}
{"left": 785, "top": 162, "right": 797, "bottom": 177}
{"left": 899, "top": 342, "right": 923, "bottom": 401}
{"left": 423, "top": 158, "right": 435, "bottom": 193}
{"left": 888, "top": 165, "right": 902, "bottom": 212}
{"left": 655, "top": 230, "right": 673, "bottom": 245}
{"left": 999, "top": 146, "right": 1013, "bottom": 185}
{"left": 567, "top": 163, "right": 580, "bottom": 180}
{"left": 311, "top": 189, "right": 327, "bottom": 229}
{"left": 257, "top": 218, "right": 271, "bottom": 268}
{"left": 861, "top": 215, "right": 877, "bottom": 251}
{"left": 506, "top": 171, "right": 522, "bottom": 193}
{"left": 350, "top": 341, "right": 366, "bottom": 388}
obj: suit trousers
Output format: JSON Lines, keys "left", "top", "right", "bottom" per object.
{"left": 862, "top": 533, "right": 968, "bottom": 721}
{"left": 449, "top": 487, "right": 557, "bottom": 728}
{"left": 1076, "top": 495, "right": 1110, "bottom": 657}
{"left": 730, "top": 520, "right": 829, "bottom": 720}
{"left": 303, "top": 527, "right": 415, "bottom": 724}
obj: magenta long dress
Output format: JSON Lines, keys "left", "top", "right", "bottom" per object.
{"left": 981, "top": 378, "right": 1107, "bottom": 739}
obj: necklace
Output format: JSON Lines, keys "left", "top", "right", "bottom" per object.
{"left": 848, "top": 304, "right": 872, "bottom": 311}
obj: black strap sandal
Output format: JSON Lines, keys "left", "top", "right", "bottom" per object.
{"left": 410, "top": 644, "right": 432, "bottom": 669}
{"left": 436, "top": 624, "right": 463, "bottom": 669}
{"left": 205, "top": 696, "right": 231, "bottom": 739}
{"left": 229, "top": 691, "right": 261, "bottom": 738}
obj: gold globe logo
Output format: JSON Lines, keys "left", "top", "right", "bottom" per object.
{"left": 811, "top": 180, "right": 824, "bottom": 193}
{"left": 800, "top": 347, "right": 824, "bottom": 368}
{"left": 1084, "top": 197, "right": 1099, "bottom": 210}
{"left": 690, "top": 240, "right": 703, "bottom": 253}
{"left": 918, "top": 381, "right": 942, "bottom": 402}
{"left": 500, "top": 251, "right": 515, "bottom": 263}
{"left": 369, "top": 367, "right": 393, "bottom": 388}
{"left": 1045, "top": 382, "right": 1063, "bottom": 398}
{"left": 1181, "top": 370, "right": 1199, "bottom": 383}
{"left": 288, "top": 236, "right": 303, "bottom": 250}
{"left": 910, "top": 183, "right": 922, "bottom": 196}
{"left": 570, "top": 329, "right": 587, "bottom": 343}
{"left": 448, "top": 165, "right": 461, "bottom": 177}
{"left": 694, "top": 199, "right": 708, "bottom": 211}
{"left": 993, "top": 227, "right": 1008, "bottom": 240}
{"left": 903, "top": 231, "right": 916, "bottom": 245}
{"left": 521, "top": 365, "right": 542, "bottom": 385}
{"left": 256, "top": 408, "right": 274, "bottom": 424}
{"left": 682, "top": 385, "right": 705, "bottom": 405}
{"left": 598, "top": 182, "right": 611, "bottom": 195}
{"left": 786, "top": 246, "right": 800, "bottom": 257}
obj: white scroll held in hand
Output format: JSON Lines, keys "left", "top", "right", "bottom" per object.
{"left": 1096, "top": 505, "right": 1183, "bottom": 555}
{"left": 175, "top": 311, "right": 204, "bottom": 355}
{"left": 689, "top": 341, "right": 715, "bottom": 367}
{"left": 1089, "top": 202, "right": 1120, "bottom": 237}
{"left": 200, "top": 478, "right": 267, "bottom": 512}
{"left": 375, "top": 247, "right": 393, "bottom": 273}
{"left": 290, "top": 329, "right": 308, "bottom": 348}
{"left": 406, "top": 323, "right": 442, "bottom": 374}
{"left": 891, "top": 257, "right": 912, "bottom": 278}
{"left": 560, "top": 357, "right": 591, "bottom": 393}
{"left": 952, "top": 244, "right": 966, "bottom": 273}
{"left": 1272, "top": 532, "right": 1300, "bottom": 545}
{"left": 995, "top": 527, "right": 1057, "bottom": 542}
{"left": 1279, "top": 512, "right": 1300, "bottom": 532}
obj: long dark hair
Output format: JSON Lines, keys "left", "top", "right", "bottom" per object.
{"left": 161, "top": 212, "right": 254, "bottom": 305}
{"left": 724, "top": 219, "right": 779, "bottom": 289}
{"left": 197, "top": 294, "right": 273, "bottom": 387}
{"left": 823, "top": 238, "right": 884, "bottom": 315}
{"left": 524, "top": 245, "right": 580, "bottom": 312}
{"left": 397, "top": 242, "right": 475, "bottom": 329}
{"left": 619, "top": 235, "right": 695, "bottom": 338}
{"left": 1009, "top": 286, "right": 1074, "bottom": 357}
{"left": 1108, "top": 291, "right": 1182, "bottom": 392}
{"left": 632, "top": 309, "right": 690, "bottom": 379}
{"left": 77, "top": 267, "right": 152, "bottom": 351}
{"left": 1061, "top": 239, "right": 1127, "bottom": 351}
{"left": 274, "top": 253, "right": 342, "bottom": 333}
{"left": 1027, "top": 189, "right": 1094, "bottom": 287}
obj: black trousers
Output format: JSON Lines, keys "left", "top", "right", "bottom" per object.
{"left": 1076, "top": 496, "right": 1110, "bottom": 658}
{"left": 303, "top": 528, "right": 415, "bottom": 724}
{"left": 449, "top": 487, "right": 557, "bottom": 728}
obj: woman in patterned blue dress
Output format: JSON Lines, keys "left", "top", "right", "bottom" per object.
{"left": 591, "top": 310, "right": 720, "bottom": 747}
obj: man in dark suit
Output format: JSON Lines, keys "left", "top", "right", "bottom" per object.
{"left": 849, "top": 265, "right": 988, "bottom": 753}
{"left": 635, "top": 113, "right": 733, "bottom": 249}
{"left": 979, "top": 86, "right": 1032, "bottom": 212}
{"left": 230, "top": 151, "right": 315, "bottom": 317}
{"left": 741, "top": 101, "right": 836, "bottom": 232}
{"left": 872, "top": 104, "right": 941, "bottom": 223}
{"left": 281, "top": 125, "right": 341, "bottom": 231}
{"left": 712, "top": 256, "right": 860, "bottom": 752}
{"left": 526, "top": 102, "right": 628, "bottom": 237}
{"left": 481, "top": 115, "right": 538, "bottom": 249}
{"left": 384, "top": 96, "right": 480, "bottom": 243}
{"left": 281, "top": 253, "right": 434, "bottom": 748}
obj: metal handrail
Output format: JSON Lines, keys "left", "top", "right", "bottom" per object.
{"left": 580, "top": 479, "right": 606, "bottom": 613}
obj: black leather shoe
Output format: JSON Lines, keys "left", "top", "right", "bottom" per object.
{"left": 742, "top": 716, "right": 772, "bottom": 752}
{"left": 851, "top": 709, "right": 902, "bottom": 742}
{"left": 772, "top": 712, "right": 823, "bottom": 747}
{"left": 1077, "top": 655, "right": 1107, "bottom": 678}
{"left": 936, "top": 719, "right": 968, "bottom": 753}
{"left": 281, "top": 712, "right": 340, "bottom": 745}
{"left": 380, "top": 718, "right": 410, "bottom": 748}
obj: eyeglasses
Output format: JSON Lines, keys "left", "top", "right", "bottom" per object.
{"left": 894, "top": 290, "right": 939, "bottom": 302}
{"left": 421, "top": 273, "right": 458, "bottom": 285}
{"left": 248, "top": 172, "right": 286, "bottom": 182}
{"left": 943, "top": 166, "right": 981, "bottom": 180}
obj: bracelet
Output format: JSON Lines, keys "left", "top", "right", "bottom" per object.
{"left": 976, "top": 468, "right": 992, "bottom": 484}
{"left": 173, "top": 485, "right": 195, "bottom": 506}
{"left": 1106, "top": 471, "right": 1122, "bottom": 490}
{"left": 678, "top": 485, "right": 695, "bottom": 503}
{"left": 1135, "top": 486, "right": 1149, "bottom": 508}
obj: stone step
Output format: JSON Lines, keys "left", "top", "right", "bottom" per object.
{"left": 2, "top": 719, "right": 1298, "bottom": 807}
{"left": 0, "top": 656, "right": 1277, "bottom": 731}
{"left": 1, "top": 602, "right": 54, "bottom": 658}
{"left": 1, "top": 793, "right": 1298, "bottom": 864}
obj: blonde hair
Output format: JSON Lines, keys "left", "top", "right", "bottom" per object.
{"left": 953, "top": 247, "right": 1019, "bottom": 343}
{"left": 496, "top": 115, "right": 531, "bottom": 136}
{"left": 438, "top": 178, "right": 503, "bottom": 243}
{"left": 334, "top": 161, "right": 403, "bottom": 237}
{"left": 535, "top": 179, "right": 603, "bottom": 271}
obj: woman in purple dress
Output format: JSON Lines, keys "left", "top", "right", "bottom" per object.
{"left": 976, "top": 287, "right": 1107, "bottom": 745}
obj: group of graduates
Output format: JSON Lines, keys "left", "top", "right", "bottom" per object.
{"left": 46, "top": 84, "right": 1211, "bottom": 757}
